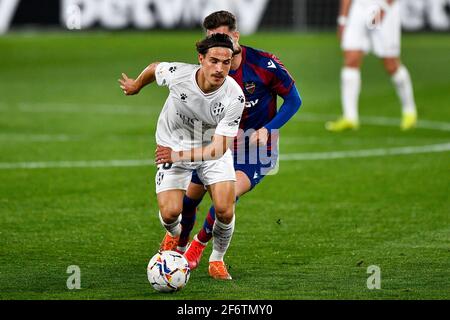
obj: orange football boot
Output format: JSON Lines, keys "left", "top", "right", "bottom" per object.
{"left": 160, "top": 232, "right": 179, "bottom": 251}
{"left": 208, "top": 261, "right": 232, "bottom": 280}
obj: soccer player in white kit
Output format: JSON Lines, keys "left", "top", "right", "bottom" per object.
{"left": 326, "top": 0, "right": 418, "bottom": 131}
{"left": 118, "top": 34, "right": 245, "bottom": 276}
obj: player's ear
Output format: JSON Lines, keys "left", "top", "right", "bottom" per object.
{"left": 232, "top": 31, "right": 240, "bottom": 43}
{"left": 198, "top": 53, "right": 205, "bottom": 65}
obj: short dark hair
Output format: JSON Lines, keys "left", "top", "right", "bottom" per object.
{"left": 203, "top": 10, "right": 237, "bottom": 32}
{"left": 196, "top": 33, "right": 234, "bottom": 56}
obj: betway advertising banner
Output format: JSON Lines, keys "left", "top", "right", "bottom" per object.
{"left": 0, "top": 0, "right": 269, "bottom": 34}
{"left": 1, "top": 0, "right": 449, "bottom": 35}
{"left": 400, "top": 0, "right": 450, "bottom": 31}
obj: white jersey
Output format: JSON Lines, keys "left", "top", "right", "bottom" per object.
{"left": 155, "top": 62, "right": 245, "bottom": 152}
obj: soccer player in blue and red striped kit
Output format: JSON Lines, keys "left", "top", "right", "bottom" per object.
{"left": 160, "top": 10, "right": 303, "bottom": 280}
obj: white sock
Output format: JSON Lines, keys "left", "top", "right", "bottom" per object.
{"left": 159, "top": 211, "right": 181, "bottom": 237}
{"left": 209, "top": 216, "right": 235, "bottom": 262}
{"left": 391, "top": 65, "right": 417, "bottom": 115}
{"left": 341, "top": 67, "right": 361, "bottom": 122}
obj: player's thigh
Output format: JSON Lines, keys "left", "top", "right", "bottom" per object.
{"left": 372, "top": 1, "right": 401, "bottom": 59}
{"left": 382, "top": 57, "right": 400, "bottom": 75}
{"left": 344, "top": 50, "right": 365, "bottom": 69}
{"left": 208, "top": 181, "right": 235, "bottom": 222}
{"left": 233, "top": 160, "right": 267, "bottom": 194}
{"left": 186, "top": 172, "right": 207, "bottom": 200}
{"left": 157, "top": 189, "right": 185, "bottom": 221}
{"left": 197, "top": 151, "right": 236, "bottom": 220}
{"left": 342, "top": 2, "right": 370, "bottom": 56}
{"left": 155, "top": 164, "right": 192, "bottom": 217}
{"left": 235, "top": 170, "right": 252, "bottom": 197}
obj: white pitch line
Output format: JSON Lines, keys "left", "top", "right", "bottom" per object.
{"left": 0, "top": 134, "right": 77, "bottom": 142}
{"left": 2, "top": 102, "right": 450, "bottom": 131}
{"left": 0, "top": 133, "right": 154, "bottom": 143}
{"left": 294, "top": 112, "right": 450, "bottom": 132}
{"left": 0, "top": 143, "right": 449, "bottom": 170}
{"left": 279, "top": 136, "right": 449, "bottom": 146}
{"left": 279, "top": 142, "right": 450, "bottom": 161}
{"left": 16, "top": 103, "right": 158, "bottom": 116}
{"left": 0, "top": 159, "right": 155, "bottom": 170}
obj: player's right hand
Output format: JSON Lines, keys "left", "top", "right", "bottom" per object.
{"left": 155, "top": 145, "right": 177, "bottom": 164}
{"left": 118, "top": 73, "right": 140, "bottom": 95}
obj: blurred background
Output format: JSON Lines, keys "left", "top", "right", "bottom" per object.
{"left": 1, "top": 0, "right": 450, "bottom": 34}
{"left": 1, "top": 0, "right": 449, "bottom": 300}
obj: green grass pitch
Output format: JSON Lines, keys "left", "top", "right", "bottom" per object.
{"left": 0, "top": 31, "right": 449, "bottom": 300}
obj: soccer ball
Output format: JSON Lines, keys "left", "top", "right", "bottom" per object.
{"left": 147, "top": 250, "right": 190, "bottom": 292}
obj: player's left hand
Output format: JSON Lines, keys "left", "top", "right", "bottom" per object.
{"left": 155, "top": 145, "right": 176, "bottom": 164}
{"left": 249, "top": 127, "right": 269, "bottom": 146}
{"left": 118, "top": 73, "right": 140, "bottom": 95}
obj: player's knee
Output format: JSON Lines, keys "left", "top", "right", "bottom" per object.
{"left": 159, "top": 203, "right": 182, "bottom": 222}
{"left": 344, "top": 52, "right": 363, "bottom": 69}
{"left": 383, "top": 58, "right": 400, "bottom": 75}
{"left": 213, "top": 203, "right": 234, "bottom": 224}
{"left": 344, "top": 59, "right": 359, "bottom": 69}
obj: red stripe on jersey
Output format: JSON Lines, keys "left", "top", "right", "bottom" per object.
{"left": 247, "top": 61, "right": 272, "bottom": 87}
{"left": 266, "top": 97, "right": 277, "bottom": 152}
{"left": 267, "top": 94, "right": 277, "bottom": 119}
{"left": 230, "top": 47, "right": 246, "bottom": 149}
{"left": 230, "top": 47, "right": 251, "bottom": 131}
{"left": 257, "top": 51, "right": 295, "bottom": 96}
{"left": 258, "top": 51, "right": 292, "bottom": 76}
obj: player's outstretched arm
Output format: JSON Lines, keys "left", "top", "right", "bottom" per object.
{"left": 251, "top": 84, "right": 301, "bottom": 146}
{"left": 155, "top": 134, "right": 233, "bottom": 164}
{"left": 118, "top": 62, "right": 160, "bottom": 95}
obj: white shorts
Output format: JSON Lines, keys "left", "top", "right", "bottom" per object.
{"left": 342, "top": 0, "right": 401, "bottom": 57}
{"left": 155, "top": 149, "right": 236, "bottom": 194}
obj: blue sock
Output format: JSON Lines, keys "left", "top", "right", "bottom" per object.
{"left": 179, "top": 195, "right": 202, "bottom": 248}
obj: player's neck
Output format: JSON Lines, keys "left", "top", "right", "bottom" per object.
{"left": 196, "top": 69, "right": 223, "bottom": 94}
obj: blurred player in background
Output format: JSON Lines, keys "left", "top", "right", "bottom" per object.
{"left": 167, "top": 11, "right": 302, "bottom": 280}
{"left": 118, "top": 34, "right": 245, "bottom": 274}
{"left": 326, "top": 0, "right": 418, "bottom": 132}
